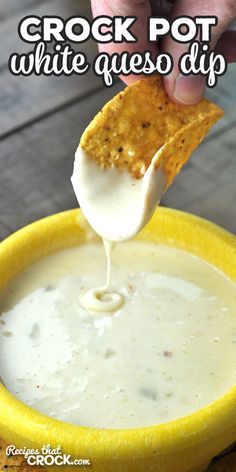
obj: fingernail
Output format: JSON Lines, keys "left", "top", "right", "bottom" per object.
{"left": 174, "top": 74, "right": 205, "bottom": 105}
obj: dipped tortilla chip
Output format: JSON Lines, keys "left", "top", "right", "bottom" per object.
{"left": 80, "top": 76, "right": 223, "bottom": 190}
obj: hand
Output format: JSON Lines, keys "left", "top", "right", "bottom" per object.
{"left": 91, "top": 0, "right": 236, "bottom": 104}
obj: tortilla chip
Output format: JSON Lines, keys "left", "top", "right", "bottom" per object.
{"left": 80, "top": 76, "right": 223, "bottom": 189}
{"left": 153, "top": 113, "right": 221, "bottom": 189}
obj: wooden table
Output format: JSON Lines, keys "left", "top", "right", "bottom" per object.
{"left": 0, "top": 1, "right": 236, "bottom": 471}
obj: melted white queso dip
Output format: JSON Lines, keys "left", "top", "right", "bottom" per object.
{"left": 1, "top": 241, "right": 236, "bottom": 428}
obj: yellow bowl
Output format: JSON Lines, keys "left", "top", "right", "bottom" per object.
{"left": 0, "top": 208, "right": 236, "bottom": 472}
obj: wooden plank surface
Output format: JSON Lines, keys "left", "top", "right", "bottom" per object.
{"left": 0, "top": 57, "right": 102, "bottom": 139}
{"left": 0, "top": 0, "right": 92, "bottom": 68}
{"left": 1, "top": 68, "right": 236, "bottom": 239}
{"left": 161, "top": 62, "right": 236, "bottom": 232}
{"left": 209, "top": 452, "right": 236, "bottom": 471}
{"left": 0, "top": 0, "right": 103, "bottom": 138}
{"left": 0, "top": 0, "right": 47, "bottom": 22}
{"left": 0, "top": 83, "right": 122, "bottom": 241}
{"left": 162, "top": 118, "right": 236, "bottom": 233}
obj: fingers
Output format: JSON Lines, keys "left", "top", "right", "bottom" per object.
{"left": 215, "top": 30, "right": 236, "bottom": 62}
{"left": 91, "top": 0, "right": 236, "bottom": 100}
{"left": 162, "top": 0, "right": 236, "bottom": 104}
{"left": 150, "top": 0, "right": 174, "bottom": 16}
{"left": 91, "top": 0, "right": 157, "bottom": 84}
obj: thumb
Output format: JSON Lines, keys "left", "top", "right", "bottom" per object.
{"left": 162, "top": 0, "right": 236, "bottom": 104}
{"left": 91, "top": 0, "right": 156, "bottom": 85}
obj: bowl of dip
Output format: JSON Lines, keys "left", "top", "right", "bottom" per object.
{"left": 0, "top": 207, "right": 235, "bottom": 472}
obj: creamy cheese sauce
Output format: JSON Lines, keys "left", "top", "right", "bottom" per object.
{"left": 1, "top": 242, "right": 236, "bottom": 429}
{"left": 71, "top": 146, "right": 166, "bottom": 312}
{"left": 71, "top": 147, "right": 166, "bottom": 243}
{"left": 80, "top": 239, "right": 125, "bottom": 314}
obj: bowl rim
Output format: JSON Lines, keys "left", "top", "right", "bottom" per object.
{"left": 0, "top": 207, "right": 236, "bottom": 459}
